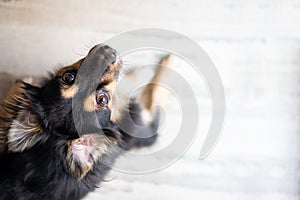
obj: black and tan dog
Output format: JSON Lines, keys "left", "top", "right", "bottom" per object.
{"left": 0, "top": 44, "right": 170, "bottom": 200}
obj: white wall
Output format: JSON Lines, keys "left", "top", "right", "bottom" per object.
{"left": 0, "top": 1, "right": 300, "bottom": 200}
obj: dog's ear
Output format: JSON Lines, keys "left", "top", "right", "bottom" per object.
{"left": 5, "top": 80, "right": 46, "bottom": 152}
{"left": 8, "top": 109, "right": 45, "bottom": 152}
{"left": 18, "top": 80, "right": 41, "bottom": 104}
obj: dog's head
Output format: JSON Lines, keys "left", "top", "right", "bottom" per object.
{"left": 5, "top": 45, "right": 122, "bottom": 153}
{"left": 36, "top": 44, "right": 121, "bottom": 138}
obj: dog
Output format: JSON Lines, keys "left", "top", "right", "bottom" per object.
{"left": 0, "top": 44, "right": 170, "bottom": 200}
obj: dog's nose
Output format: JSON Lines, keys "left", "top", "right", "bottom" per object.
{"left": 91, "top": 45, "right": 117, "bottom": 65}
{"left": 87, "top": 44, "right": 117, "bottom": 65}
{"left": 101, "top": 45, "right": 117, "bottom": 64}
{"left": 102, "top": 45, "right": 117, "bottom": 64}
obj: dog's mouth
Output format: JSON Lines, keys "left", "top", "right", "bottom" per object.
{"left": 69, "top": 44, "right": 122, "bottom": 136}
{"left": 76, "top": 44, "right": 122, "bottom": 112}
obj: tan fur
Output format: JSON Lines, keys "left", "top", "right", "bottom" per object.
{"left": 55, "top": 59, "right": 83, "bottom": 77}
{"left": 83, "top": 93, "right": 97, "bottom": 112}
{"left": 8, "top": 110, "right": 43, "bottom": 152}
{"left": 61, "top": 85, "right": 79, "bottom": 99}
{"left": 0, "top": 80, "right": 45, "bottom": 152}
{"left": 66, "top": 134, "right": 117, "bottom": 179}
{"left": 141, "top": 55, "right": 171, "bottom": 110}
{"left": 0, "top": 81, "right": 27, "bottom": 152}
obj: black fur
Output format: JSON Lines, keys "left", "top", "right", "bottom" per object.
{"left": 0, "top": 45, "right": 159, "bottom": 200}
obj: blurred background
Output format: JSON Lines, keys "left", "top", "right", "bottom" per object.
{"left": 0, "top": 0, "right": 300, "bottom": 200}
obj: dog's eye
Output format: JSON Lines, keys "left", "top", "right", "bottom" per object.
{"left": 96, "top": 92, "right": 109, "bottom": 107}
{"left": 62, "top": 72, "right": 76, "bottom": 85}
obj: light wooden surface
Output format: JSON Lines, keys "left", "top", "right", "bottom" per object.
{"left": 0, "top": 0, "right": 300, "bottom": 199}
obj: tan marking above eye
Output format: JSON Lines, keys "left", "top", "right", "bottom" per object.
{"left": 103, "top": 81, "right": 116, "bottom": 96}
{"left": 61, "top": 85, "right": 79, "bottom": 99}
{"left": 55, "top": 59, "right": 83, "bottom": 77}
{"left": 83, "top": 92, "right": 97, "bottom": 112}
